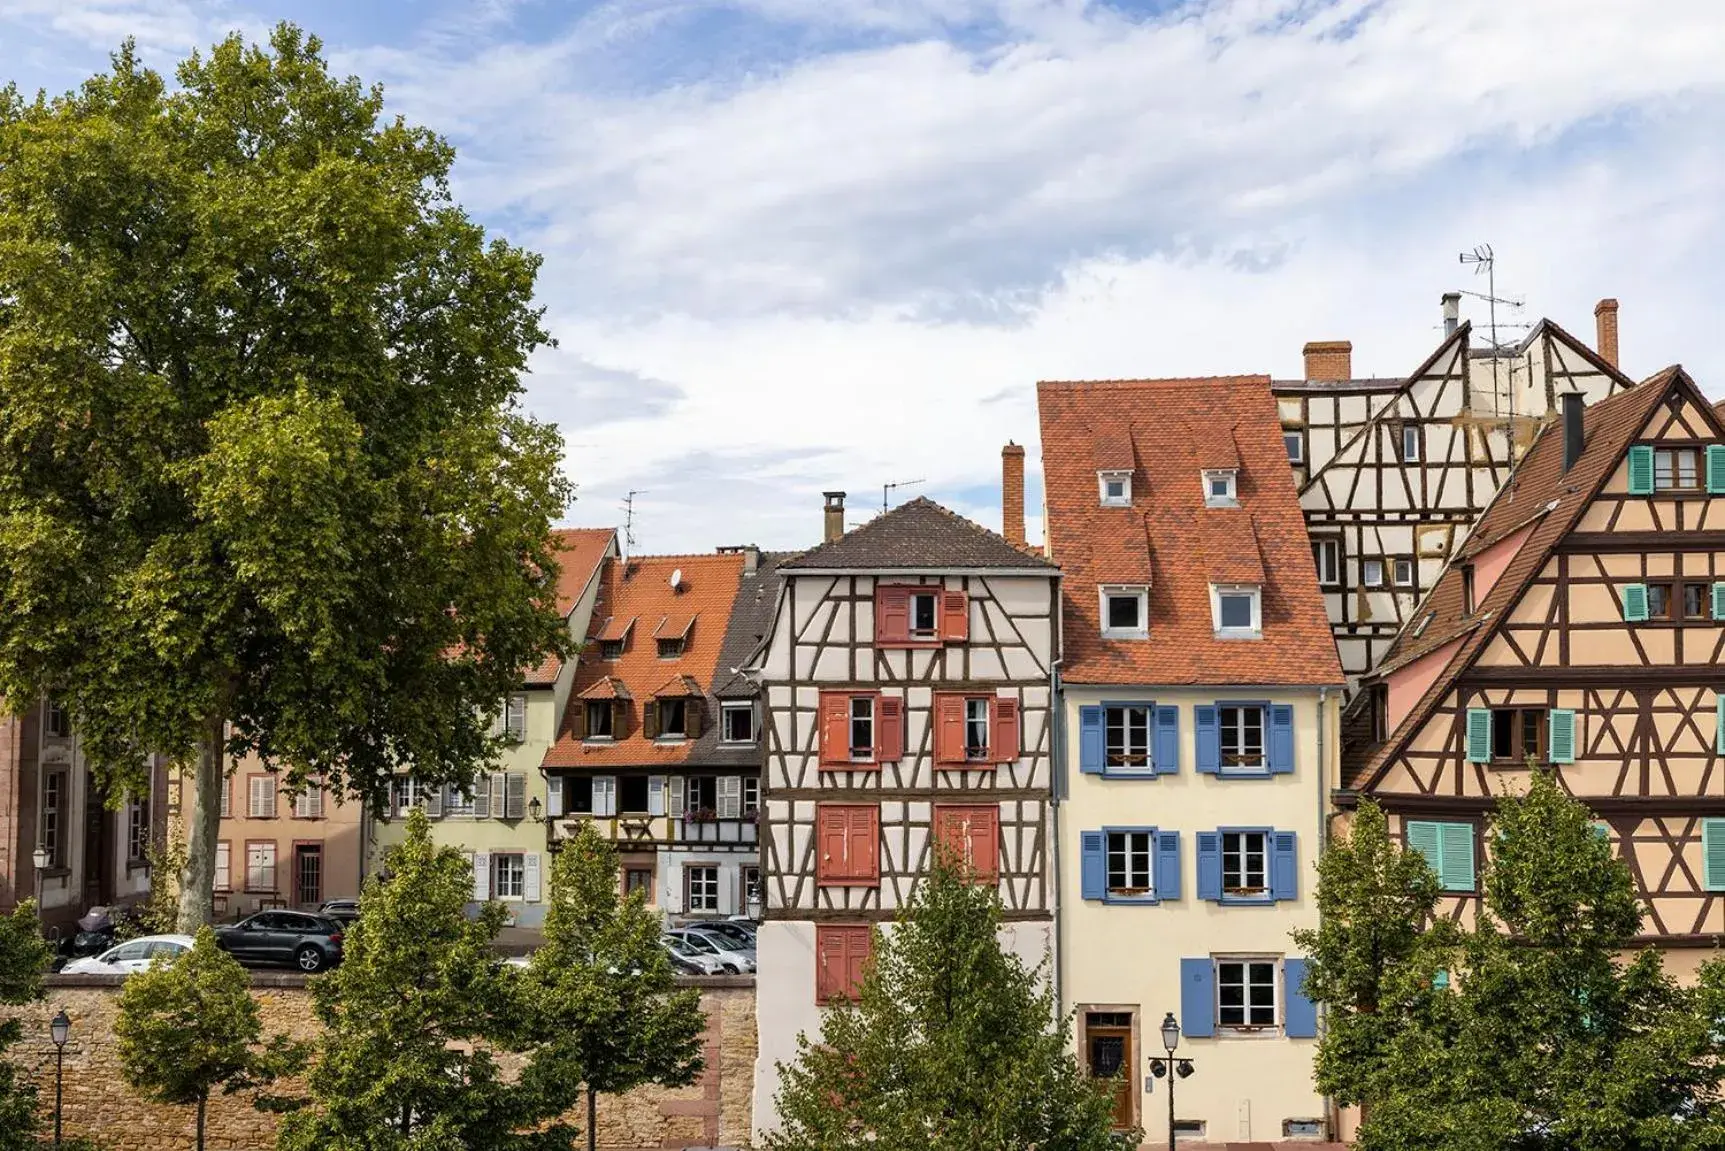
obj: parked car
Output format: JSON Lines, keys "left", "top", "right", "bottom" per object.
{"left": 317, "top": 898, "right": 361, "bottom": 927}
{"left": 214, "top": 911, "right": 345, "bottom": 972}
{"left": 667, "top": 928, "right": 755, "bottom": 973}
{"left": 61, "top": 934, "right": 195, "bottom": 976}
{"left": 691, "top": 920, "right": 755, "bottom": 947}
{"left": 661, "top": 934, "right": 733, "bottom": 976}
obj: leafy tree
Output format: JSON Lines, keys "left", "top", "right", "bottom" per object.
{"left": 515, "top": 824, "right": 705, "bottom": 1151}
{"left": 0, "top": 23, "right": 571, "bottom": 932}
{"left": 0, "top": 902, "right": 52, "bottom": 1148}
{"left": 765, "top": 856, "right": 1135, "bottom": 1151}
{"left": 114, "top": 927, "right": 305, "bottom": 1151}
{"left": 277, "top": 808, "right": 542, "bottom": 1150}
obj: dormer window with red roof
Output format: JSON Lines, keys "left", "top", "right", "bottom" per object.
{"left": 1212, "top": 585, "right": 1261, "bottom": 638}
{"left": 1098, "top": 470, "right": 1132, "bottom": 507}
{"left": 1101, "top": 586, "right": 1149, "bottom": 640}
{"left": 1203, "top": 470, "right": 1239, "bottom": 508}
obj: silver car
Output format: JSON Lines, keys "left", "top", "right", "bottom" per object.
{"left": 661, "top": 934, "right": 731, "bottom": 975}
{"left": 61, "top": 934, "right": 194, "bottom": 976}
{"left": 670, "top": 927, "right": 756, "bottom": 973}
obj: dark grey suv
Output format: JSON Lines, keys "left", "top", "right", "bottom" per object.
{"left": 214, "top": 911, "right": 345, "bottom": 972}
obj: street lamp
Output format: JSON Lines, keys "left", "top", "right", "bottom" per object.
{"left": 49, "top": 1008, "right": 69, "bottom": 1149}
{"left": 1147, "top": 1011, "right": 1195, "bottom": 1151}
{"left": 31, "top": 846, "right": 49, "bottom": 910}
{"left": 528, "top": 796, "right": 543, "bottom": 823}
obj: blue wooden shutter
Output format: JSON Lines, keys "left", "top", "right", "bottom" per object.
{"left": 1080, "top": 831, "right": 1106, "bottom": 900}
{"left": 1180, "top": 958, "right": 1215, "bottom": 1038}
{"left": 1708, "top": 444, "right": 1725, "bottom": 494}
{"left": 1268, "top": 705, "right": 1295, "bottom": 774}
{"left": 1079, "top": 706, "right": 1104, "bottom": 774}
{"left": 1622, "top": 583, "right": 1649, "bottom": 622}
{"left": 1705, "top": 820, "right": 1725, "bottom": 892}
{"left": 1405, "top": 820, "right": 1441, "bottom": 875}
{"left": 1465, "top": 708, "right": 1491, "bottom": 763}
{"left": 1195, "top": 706, "right": 1220, "bottom": 774}
{"left": 1548, "top": 709, "right": 1576, "bottom": 764}
{"left": 1714, "top": 583, "right": 1725, "bottom": 622}
{"left": 1271, "top": 831, "right": 1298, "bottom": 901}
{"left": 1627, "top": 444, "right": 1654, "bottom": 495}
{"left": 1196, "top": 831, "right": 1222, "bottom": 901}
{"left": 1155, "top": 830, "right": 1181, "bottom": 901}
{"left": 1283, "top": 958, "right": 1317, "bottom": 1038}
{"left": 1437, "top": 822, "right": 1476, "bottom": 891}
{"left": 1153, "top": 706, "right": 1179, "bottom": 776}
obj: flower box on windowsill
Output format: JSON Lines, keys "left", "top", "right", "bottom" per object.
{"left": 684, "top": 808, "right": 718, "bottom": 824}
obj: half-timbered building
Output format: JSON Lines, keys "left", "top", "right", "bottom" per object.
{"left": 1347, "top": 365, "right": 1725, "bottom": 977}
{"left": 750, "top": 494, "right": 1060, "bottom": 1138}
{"left": 1277, "top": 299, "right": 1633, "bottom": 687}
{"left": 1039, "top": 376, "right": 1346, "bottom": 1147}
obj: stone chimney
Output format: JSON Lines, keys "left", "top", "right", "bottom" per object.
{"left": 1001, "top": 442, "right": 1026, "bottom": 547}
{"left": 742, "top": 544, "right": 759, "bottom": 575}
{"left": 1594, "top": 298, "right": 1619, "bottom": 369}
{"left": 1441, "top": 292, "right": 1461, "bottom": 337}
{"left": 822, "top": 491, "right": 846, "bottom": 544}
{"left": 1303, "top": 340, "right": 1353, "bottom": 381}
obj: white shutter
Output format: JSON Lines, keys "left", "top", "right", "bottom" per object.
{"left": 505, "top": 773, "right": 527, "bottom": 820}
{"left": 249, "top": 776, "right": 276, "bottom": 819}
{"left": 214, "top": 843, "right": 230, "bottom": 892}
{"left": 473, "top": 851, "right": 491, "bottom": 901}
{"left": 506, "top": 695, "right": 527, "bottom": 741}
{"left": 296, "top": 786, "right": 323, "bottom": 819}
{"left": 547, "top": 776, "right": 564, "bottom": 818}
{"left": 424, "top": 784, "right": 442, "bottom": 818}
{"left": 648, "top": 777, "right": 666, "bottom": 817}
{"left": 669, "top": 776, "right": 685, "bottom": 818}
{"left": 594, "top": 776, "right": 617, "bottom": 817}
{"left": 489, "top": 773, "right": 506, "bottom": 821}
{"left": 219, "top": 777, "right": 231, "bottom": 819}
{"left": 717, "top": 776, "right": 742, "bottom": 819}
{"left": 471, "top": 777, "right": 491, "bottom": 819}
{"left": 523, "top": 852, "right": 541, "bottom": 902}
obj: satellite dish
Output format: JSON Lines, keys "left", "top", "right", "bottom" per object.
{"left": 669, "top": 568, "right": 683, "bottom": 590}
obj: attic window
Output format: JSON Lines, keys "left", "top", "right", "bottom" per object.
{"left": 1100, "top": 586, "right": 1149, "bottom": 640}
{"left": 910, "top": 591, "right": 939, "bottom": 638}
{"left": 1413, "top": 612, "right": 1434, "bottom": 637}
{"left": 1203, "top": 470, "right": 1238, "bottom": 508}
{"left": 600, "top": 639, "right": 624, "bottom": 660}
{"left": 1284, "top": 430, "right": 1305, "bottom": 465}
{"left": 1212, "top": 584, "right": 1261, "bottom": 637}
{"left": 1098, "top": 470, "right": 1132, "bottom": 507}
{"left": 657, "top": 637, "right": 685, "bottom": 659}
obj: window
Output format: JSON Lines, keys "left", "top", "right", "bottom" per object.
{"left": 1101, "top": 586, "right": 1148, "bottom": 639}
{"left": 1413, "top": 612, "right": 1434, "bottom": 637}
{"left": 1203, "top": 469, "right": 1238, "bottom": 507}
{"left": 816, "top": 924, "right": 872, "bottom": 1003}
{"left": 393, "top": 777, "right": 423, "bottom": 817}
{"left": 624, "top": 868, "right": 654, "bottom": 899}
{"left": 963, "top": 698, "right": 990, "bottom": 761}
{"left": 40, "top": 769, "right": 65, "bottom": 868}
{"left": 1284, "top": 1119, "right": 1326, "bottom": 1139}
{"left": 1216, "top": 959, "right": 1278, "bottom": 1029}
{"left": 1098, "top": 470, "right": 1132, "bottom": 506}
{"left": 1212, "top": 586, "right": 1261, "bottom": 636}
{"left": 686, "top": 865, "right": 720, "bottom": 912}
{"left": 721, "top": 702, "right": 755, "bottom": 744}
{"left": 502, "top": 694, "right": 526, "bottom": 741}
{"left": 742, "top": 777, "right": 761, "bottom": 818}
{"left": 1174, "top": 1120, "right": 1207, "bottom": 1141}
{"left": 586, "top": 700, "right": 614, "bottom": 740}
{"left": 1105, "top": 705, "right": 1150, "bottom": 769}
{"left": 1106, "top": 830, "right": 1153, "bottom": 898}
{"left": 658, "top": 697, "right": 688, "bottom": 739}
{"left": 248, "top": 775, "right": 278, "bottom": 819}
{"left": 1311, "top": 539, "right": 1340, "bottom": 585}
{"left": 820, "top": 691, "right": 901, "bottom": 766}
{"left": 1393, "top": 558, "right": 1415, "bottom": 587}
{"left": 245, "top": 842, "right": 277, "bottom": 893}
{"left": 1222, "top": 830, "right": 1268, "bottom": 897}
{"left": 44, "top": 701, "right": 70, "bottom": 739}
{"left": 1490, "top": 707, "right": 1546, "bottom": 763}
{"left": 686, "top": 775, "right": 718, "bottom": 814}
{"left": 294, "top": 785, "right": 323, "bottom": 820}
{"left": 910, "top": 591, "right": 939, "bottom": 639}
{"left": 1219, "top": 705, "right": 1265, "bottom": 770}
{"left": 493, "top": 853, "right": 525, "bottom": 899}
{"left": 935, "top": 694, "right": 1018, "bottom": 765}
{"left": 1462, "top": 564, "right": 1476, "bottom": 614}
{"left": 563, "top": 775, "right": 594, "bottom": 814}
{"left": 1284, "top": 430, "right": 1305, "bottom": 465}
{"left": 600, "top": 639, "right": 624, "bottom": 660}
{"left": 1405, "top": 820, "right": 1477, "bottom": 891}
{"left": 214, "top": 842, "right": 231, "bottom": 892}
{"left": 1655, "top": 447, "right": 1700, "bottom": 491}
{"left": 1362, "top": 558, "right": 1385, "bottom": 587}
{"left": 1400, "top": 423, "right": 1421, "bottom": 462}
{"left": 933, "top": 805, "right": 999, "bottom": 882}
{"left": 849, "top": 697, "right": 874, "bottom": 761}
{"left": 619, "top": 775, "right": 651, "bottom": 815}
{"left": 1648, "top": 582, "right": 1674, "bottom": 620}
{"left": 1685, "top": 583, "right": 1708, "bottom": 620}
{"left": 126, "top": 797, "right": 150, "bottom": 865}
{"left": 815, "top": 804, "right": 879, "bottom": 885}
{"left": 875, "top": 586, "right": 968, "bottom": 646}
{"left": 656, "top": 637, "right": 684, "bottom": 659}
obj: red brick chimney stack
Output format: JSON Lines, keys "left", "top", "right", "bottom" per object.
{"left": 1302, "top": 340, "right": 1353, "bottom": 381}
{"left": 1594, "top": 298, "right": 1619, "bottom": 369}
{"left": 1001, "top": 442, "right": 1026, "bottom": 547}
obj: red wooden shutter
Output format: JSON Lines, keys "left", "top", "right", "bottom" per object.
{"left": 877, "top": 695, "right": 904, "bottom": 763}
{"left": 933, "top": 807, "right": 962, "bottom": 869}
{"left": 969, "top": 807, "right": 999, "bottom": 882}
{"left": 934, "top": 694, "right": 966, "bottom": 764}
{"left": 816, "top": 805, "right": 851, "bottom": 884}
{"left": 844, "top": 929, "right": 872, "bottom": 999}
{"left": 990, "top": 697, "right": 1021, "bottom": 764}
{"left": 819, "top": 692, "right": 851, "bottom": 765}
{"left": 816, "top": 925, "right": 847, "bottom": 1003}
{"left": 939, "top": 589, "right": 969, "bottom": 642}
{"left": 876, "top": 586, "right": 911, "bottom": 645}
{"left": 852, "top": 805, "right": 880, "bottom": 883}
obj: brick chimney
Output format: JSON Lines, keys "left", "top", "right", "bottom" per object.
{"left": 822, "top": 491, "right": 846, "bottom": 544}
{"left": 1001, "top": 442, "right": 1026, "bottom": 547}
{"left": 1594, "top": 298, "right": 1619, "bottom": 369}
{"left": 1303, "top": 340, "right": 1353, "bottom": 381}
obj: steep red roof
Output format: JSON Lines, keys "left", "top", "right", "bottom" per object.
{"left": 524, "top": 528, "right": 617, "bottom": 686}
{"left": 1038, "top": 376, "right": 1341, "bottom": 686}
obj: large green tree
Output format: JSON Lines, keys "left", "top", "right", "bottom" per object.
{"left": 1305, "top": 775, "right": 1725, "bottom": 1150}
{"left": 0, "top": 25, "right": 572, "bottom": 930}
{"left": 515, "top": 825, "right": 706, "bottom": 1151}
{"left": 114, "top": 926, "right": 305, "bottom": 1151}
{"left": 766, "top": 857, "right": 1134, "bottom": 1151}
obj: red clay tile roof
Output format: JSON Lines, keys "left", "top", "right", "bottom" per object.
{"left": 523, "top": 528, "right": 617, "bottom": 686}
{"left": 1089, "top": 507, "right": 1154, "bottom": 585}
{"left": 594, "top": 616, "right": 635, "bottom": 643}
{"left": 651, "top": 673, "right": 703, "bottom": 698}
{"left": 577, "top": 675, "right": 632, "bottom": 701}
{"left": 1193, "top": 424, "right": 1242, "bottom": 470}
{"left": 545, "top": 552, "right": 744, "bottom": 768}
{"left": 1347, "top": 367, "right": 1691, "bottom": 790}
{"left": 653, "top": 614, "right": 696, "bottom": 640}
{"left": 1038, "top": 376, "right": 1341, "bottom": 686}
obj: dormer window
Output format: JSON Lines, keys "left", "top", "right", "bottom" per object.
{"left": 1212, "top": 584, "right": 1261, "bottom": 637}
{"left": 1100, "top": 586, "right": 1149, "bottom": 639}
{"left": 656, "top": 637, "right": 684, "bottom": 658}
{"left": 600, "top": 639, "right": 624, "bottom": 660}
{"left": 1203, "top": 470, "right": 1238, "bottom": 508}
{"left": 1098, "top": 470, "right": 1132, "bottom": 507}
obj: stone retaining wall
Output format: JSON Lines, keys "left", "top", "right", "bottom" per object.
{"left": 2, "top": 973, "right": 755, "bottom": 1151}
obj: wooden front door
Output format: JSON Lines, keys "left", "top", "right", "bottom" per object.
{"left": 1084, "top": 1012, "right": 1134, "bottom": 1130}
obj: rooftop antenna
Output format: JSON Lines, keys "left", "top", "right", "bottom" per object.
{"left": 883, "top": 478, "right": 926, "bottom": 511}
{"left": 621, "top": 490, "right": 648, "bottom": 557}
{"left": 1458, "top": 243, "right": 1530, "bottom": 434}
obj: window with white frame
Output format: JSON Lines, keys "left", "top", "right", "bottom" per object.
{"left": 1311, "top": 539, "right": 1340, "bottom": 585}
{"left": 1220, "top": 705, "right": 1266, "bottom": 770}
{"left": 248, "top": 775, "right": 278, "bottom": 819}
{"left": 1105, "top": 705, "right": 1150, "bottom": 769}
{"left": 1203, "top": 469, "right": 1238, "bottom": 507}
{"left": 1212, "top": 585, "right": 1261, "bottom": 636}
{"left": 492, "top": 853, "right": 525, "bottom": 899}
{"left": 1284, "top": 430, "right": 1305, "bottom": 465}
{"left": 1393, "top": 558, "right": 1415, "bottom": 587}
{"left": 1106, "top": 830, "right": 1153, "bottom": 899}
{"left": 127, "top": 796, "right": 150, "bottom": 864}
{"left": 1400, "top": 424, "right": 1421, "bottom": 462}
{"left": 721, "top": 702, "right": 756, "bottom": 744}
{"left": 909, "top": 591, "right": 939, "bottom": 639}
{"left": 686, "top": 865, "right": 720, "bottom": 912}
{"left": 586, "top": 700, "right": 614, "bottom": 740}
{"left": 44, "top": 700, "right": 70, "bottom": 739}
{"left": 393, "top": 777, "right": 427, "bottom": 817}
{"left": 1222, "top": 830, "right": 1268, "bottom": 897}
{"left": 849, "top": 697, "right": 875, "bottom": 761}
{"left": 1098, "top": 470, "right": 1132, "bottom": 506}
{"left": 445, "top": 784, "right": 476, "bottom": 818}
{"left": 1362, "top": 558, "right": 1385, "bottom": 587}
{"left": 40, "top": 769, "right": 65, "bottom": 868}
{"left": 742, "top": 775, "right": 760, "bottom": 816}
{"left": 1100, "top": 586, "right": 1149, "bottom": 639}
{"left": 1216, "top": 958, "right": 1278, "bottom": 1029}
{"left": 294, "top": 784, "right": 323, "bottom": 820}
{"left": 963, "top": 698, "right": 990, "bottom": 761}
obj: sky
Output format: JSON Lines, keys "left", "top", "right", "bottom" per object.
{"left": 4, "top": 1, "right": 1725, "bottom": 553}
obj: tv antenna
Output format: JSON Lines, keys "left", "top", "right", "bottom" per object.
{"left": 1459, "top": 243, "right": 1531, "bottom": 429}
{"left": 621, "top": 490, "right": 648, "bottom": 556}
{"left": 883, "top": 478, "right": 925, "bottom": 511}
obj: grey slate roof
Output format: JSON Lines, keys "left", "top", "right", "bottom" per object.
{"left": 779, "top": 497, "right": 1055, "bottom": 572}
{"left": 689, "top": 550, "right": 792, "bottom": 767}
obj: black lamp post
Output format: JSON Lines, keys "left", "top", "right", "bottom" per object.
{"left": 31, "top": 846, "right": 48, "bottom": 909}
{"left": 1147, "top": 1011, "right": 1194, "bottom": 1151}
{"left": 49, "top": 1008, "right": 69, "bottom": 1149}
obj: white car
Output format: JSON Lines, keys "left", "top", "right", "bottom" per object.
{"left": 661, "top": 934, "right": 732, "bottom": 976}
{"left": 61, "top": 934, "right": 195, "bottom": 976}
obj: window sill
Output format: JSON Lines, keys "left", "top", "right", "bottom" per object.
{"left": 1100, "top": 894, "right": 1160, "bottom": 905}
{"left": 876, "top": 640, "right": 946, "bottom": 650}
{"left": 1213, "top": 768, "right": 1273, "bottom": 780}
{"left": 1214, "top": 1026, "right": 1285, "bottom": 1040}
{"left": 1213, "top": 630, "right": 1263, "bottom": 640}
{"left": 1218, "top": 893, "right": 1275, "bottom": 906}
{"left": 1099, "top": 765, "right": 1161, "bottom": 779}
{"left": 655, "top": 736, "right": 689, "bottom": 744}
{"left": 719, "top": 739, "right": 758, "bottom": 747}
{"left": 582, "top": 736, "right": 615, "bottom": 744}
{"left": 1100, "top": 629, "right": 1149, "bottom": 641}
{"left": 816, "top": 877, "right": 880, "bottom": 888}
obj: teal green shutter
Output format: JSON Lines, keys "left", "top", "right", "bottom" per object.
{"left": 1465, "top": 708, "right": 1492, "bottom": 763}
{"left": 1405, "top": 821, "right": 1441, "bottom": 874}
{"left": 1705, "top": 820, "right": 1725, "bottom": 891}
{"left": 1627, "top": 445, "right": 1654, "bottom": 494}
{"left": 1709, "top": 444, "right": 1725, "bottom": 494}
{"left": 1714, "top": 583, "right": 1725, "bottom": 622}
{"left": 1717, "top": 694, "right": 1725, "bottom": 757}
{"left": 1437, "top": 822, "right": 1476, "bottom": 891}
{"left": 1622, "top": 584, "right": 1649, "bottom": 622}
{"left": 1548, "top": 709, "right": 1576, "bottom": 764}
{"left": 1432, "top": 970, "right": 1450, "bottom": 990}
